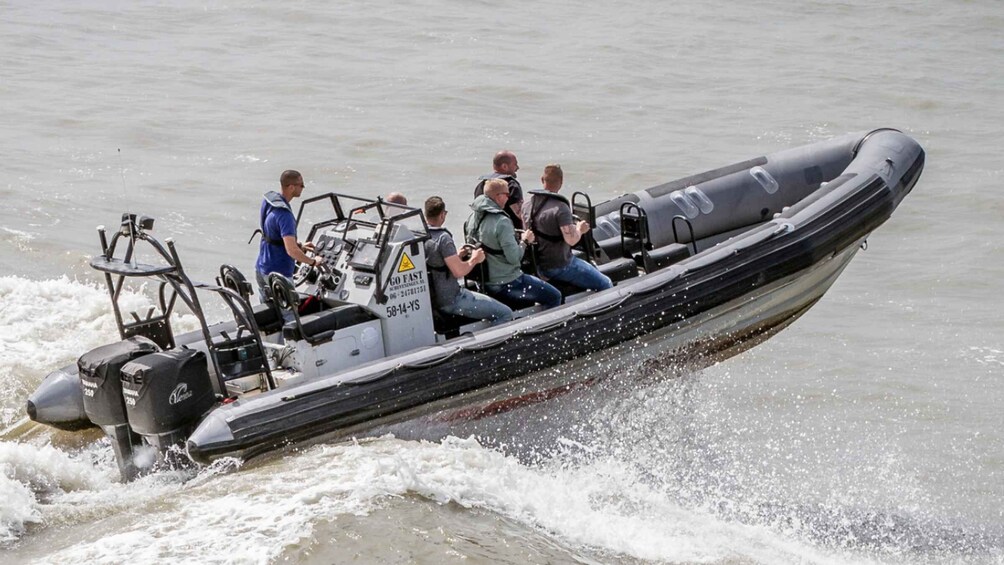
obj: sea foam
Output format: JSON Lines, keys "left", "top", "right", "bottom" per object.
{"left": 0, "top": 441, "right": 112, "bottom": 544}
{"left": 36, "top": 436, "right": 867, "bottom": 565}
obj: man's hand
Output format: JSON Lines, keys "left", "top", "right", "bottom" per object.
{"left": 521, "top": 229, "right": 536, "bottom": 245}
{"left": 470, "top": 247, "right": 486, "bottom": 264}
{"left": 576, "top": 220, "right": 591, "bottom": 235}
{"left": 300, "top": 241, "right": 316, "bottom": 253}
{"left": 560, "top": 224, "right": 582, "bottom": 246}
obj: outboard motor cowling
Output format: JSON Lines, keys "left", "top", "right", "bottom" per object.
{"left": 121, "top": 348, "right": 217, "bottom": 451}
{"left": 77, "top": 336, "right": 160, "bottom": 481}
{"left": 79, "top": 336, "right": 161, "bottom": 426}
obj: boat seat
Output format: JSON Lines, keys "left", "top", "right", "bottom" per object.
{"left": 282, "top": 304, "right": 376, "bottom": 343}
{"left": 547, "top": 278, "right": 585, "bottom": 299}
{"left": 493, "top": 293, "right": 539, "bottom": 311}
{"left": 598, "top": 257, "right": 639, "bottom": 283}
{"left": 253, "top": 288, "right": 322, "bottom": 334}
{"left": 432, "top": 309, "right": 481, "bottom": 339}
{"left": 297, "top": 294, "right": 325, "bottom": 316}
{"left": 252, "top": 302, "right": 284, "bottom": 334}
{"left": 637, "top": 243, "right": 691, "bottom": 273}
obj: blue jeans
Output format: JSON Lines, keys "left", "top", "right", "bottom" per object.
{"left": 486, "top": 273, "right": 562, "bottom": 310}
{"left": 440, "top": 288, "right": 513, "bottom": 324}
{"left": 541, "top": 257, "right": 613, "bottom": 291}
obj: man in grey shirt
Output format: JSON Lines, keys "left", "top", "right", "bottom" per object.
{"left": 523, "top": 164, "right": 612, "bottom": 292}
{"left": 424, "top": 196, "right": 513, "bottom": 324}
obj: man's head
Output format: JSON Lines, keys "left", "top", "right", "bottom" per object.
{"left": 386, "top": 192, "right": 408, "bottom": 206}
{"left": 493, "top": 150, "right": 519, "bottom": 176}
{"left": 484, "top": 178, "right": 510, "bottom": 207}
{"left": 424, "top": 196, "right": 447, "bottom": 226}
{"left": 541, "top": 164, "right": 563, "bottom": 192}
{"left": 280, "top": 169, "right": 304, "bottom": 199}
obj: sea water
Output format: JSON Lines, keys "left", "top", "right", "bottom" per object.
{"left": 1, "top": 1, "right": 1002, "bottom": 563}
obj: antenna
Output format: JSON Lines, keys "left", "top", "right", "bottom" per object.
{"left": 117, "top": 148, "right": 135, "bottom": 268}
{"left": 117, "top": 148, "right": 127, "bottom": 193}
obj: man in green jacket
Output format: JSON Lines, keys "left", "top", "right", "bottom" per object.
{"left": 466, "top": 179, "right": 561, "bottom": 309}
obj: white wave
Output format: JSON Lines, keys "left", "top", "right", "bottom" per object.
{"left": 0, "top": 275, "right": 199, "bottom": 379}
{"left": 0, "top": 441, "right": 112, "bottom": 544}
{"left": 0, "top": 276, "right": 130, "bottom": 374}
{"left": 969, "top": 346, "right": 1003, "bottom": 368}
{"left": 37, "top": 436, "right": 871, "bottom": 565}
{"left": 0, "top": 465, "right": 41, "bottom": 544}
{"left": 1, "top": 228, "right": 35, "bottom": 252}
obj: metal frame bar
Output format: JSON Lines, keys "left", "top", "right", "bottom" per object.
{"left": 92, "top": 214, "right": 276, "bottom": 395}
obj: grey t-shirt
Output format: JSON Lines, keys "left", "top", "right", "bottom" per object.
{"left": 524, "top": 192, "right": 573, "bottom": 270}
{"left": 424, "top": 227, "right": 462, "bottom": 308}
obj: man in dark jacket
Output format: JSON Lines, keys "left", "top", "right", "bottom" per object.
{"left": 474, "top": 150, "right": 524, "bottom": 229}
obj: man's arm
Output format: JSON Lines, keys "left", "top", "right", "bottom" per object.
{"left": 283, "top": 235, "right": 320, "bottom": 266}
{"left": 444, "top": 248, "right": 485, "bottom": 278}
{"left": 556, "top": 202, "right": 589, "bottom": 246}
{"left": 509, "top": 200, "right": 523, "bottom": 223}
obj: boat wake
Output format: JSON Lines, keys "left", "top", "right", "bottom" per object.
{"left": 0, "top": 440, "right": 112, "bottom": 543}
{"left": 2, "top": 423, "right": 1001, "bottom": 563}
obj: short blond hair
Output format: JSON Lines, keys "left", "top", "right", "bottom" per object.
{"left": 484, "top": 178, "right": 509, "bottom": 199}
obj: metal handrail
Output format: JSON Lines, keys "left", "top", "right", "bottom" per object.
{"left": 619, "top": 202, "right": 651, "bottom": 262}
{"left": 571, "top": 191, "right": 600, "bottom": 261}
{"left": 671, "top": 215, "right": 698, "bottom": 255}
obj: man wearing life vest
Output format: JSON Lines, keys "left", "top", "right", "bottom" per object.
{"left": 467, "top": 179, "right": 561, "bottom": 309}
{"left": 473, "top": 150, "right": 524, "bottom": 229}
{"left": 423, "top": 196, "right": 513, "bottom": 324}
{"left": 523, "top": 164, "right": 612, "bottom": 292}
{"left": 254, "top": 170, "right": 321, "bottom": 307}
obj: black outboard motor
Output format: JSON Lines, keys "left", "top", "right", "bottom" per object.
{"left": 121, "top": 348, "right": 216, "bottom": 465}
{"left": 78, "top": 336, "right": 160, "bottom": 481}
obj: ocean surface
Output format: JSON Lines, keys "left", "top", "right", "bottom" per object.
{"left": 1, "top": 1, "right": 1002, "bottom": 563}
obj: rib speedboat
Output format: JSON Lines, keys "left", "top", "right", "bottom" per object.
{"left": 26, "top": 128, "right": 925, "bottom": 480}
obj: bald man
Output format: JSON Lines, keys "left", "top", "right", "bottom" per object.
{"left": 474, "top": 150, "right": 524, "bottom": 229}
{"left": 385, "top": 192, "right": 408, "bottom": 206}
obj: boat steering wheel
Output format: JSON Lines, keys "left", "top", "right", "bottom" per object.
{"left": 293, "top": 255, "right": 321, "bottom": 287}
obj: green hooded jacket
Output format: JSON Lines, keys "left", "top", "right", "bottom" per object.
{"left": 465, "top": 194, "right": 525, "bottom": 285}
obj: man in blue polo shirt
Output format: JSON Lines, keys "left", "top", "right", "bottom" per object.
{"left": 254, "top": 169, "right": 321, "bottom": 307}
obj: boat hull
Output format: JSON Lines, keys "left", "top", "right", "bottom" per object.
{"left": 186, "top": 228, "right": 869, "bottom": 463}
{"left": 211, "top": 239, "right": 863, "bottom": 455}
{"left": 187, "top": 129, "right": 924, "bottom": 463}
